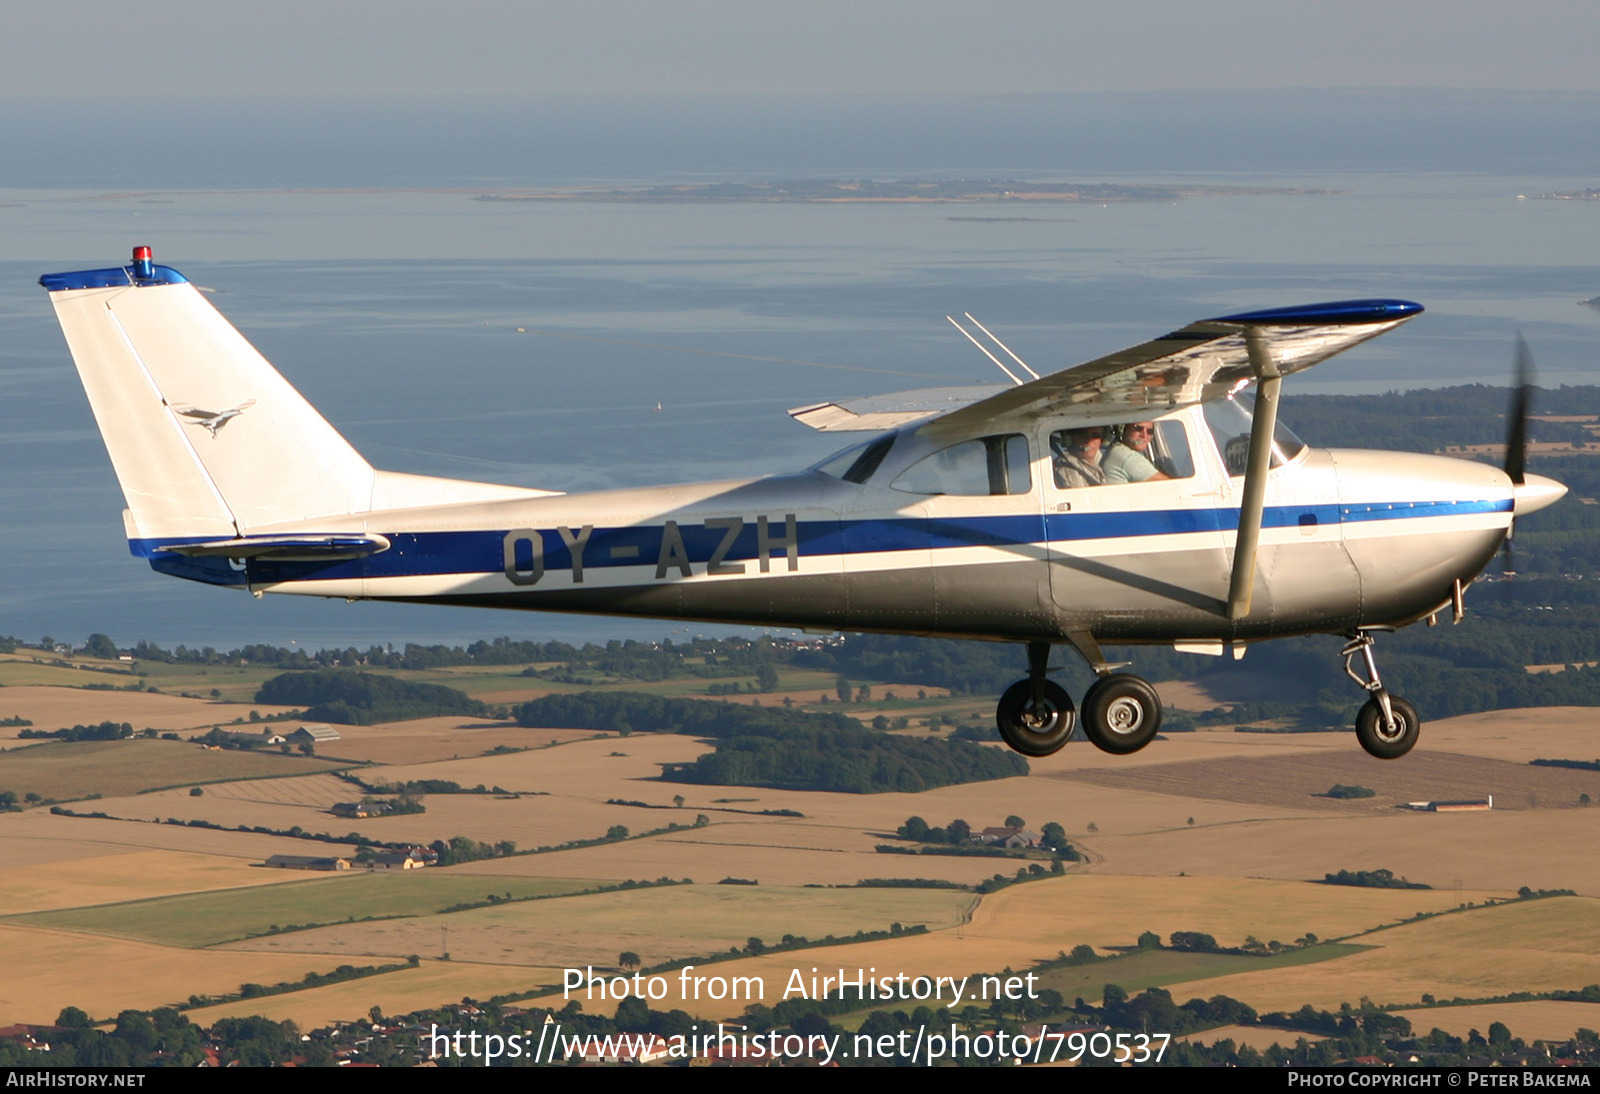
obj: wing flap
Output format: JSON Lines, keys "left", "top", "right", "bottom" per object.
{"left": 789, "top": 384, "right": 1005, "bottom": 432}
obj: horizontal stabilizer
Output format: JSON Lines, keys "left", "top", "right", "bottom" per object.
{"left": 153, "top": 533, "right": 392, "bottom": 562}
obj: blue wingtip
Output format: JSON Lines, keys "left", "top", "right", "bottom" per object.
{"left": 39, "top": 264, "right": 188, "bottom": 292}
{"left": 1210, "top": 299, "right": 1424, "bottom": 325}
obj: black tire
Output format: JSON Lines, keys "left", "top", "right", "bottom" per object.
{"left": 1355, "top": 695, "right": 1420, "bottom": 760}
{"left": 996, "top": 679, "right": 1075, "bottom": 757}
{"left": 1081, "top": 674, "right": 1162, "bottom": 755}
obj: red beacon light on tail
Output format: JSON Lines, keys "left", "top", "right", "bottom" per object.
{"left": 131, "top": 246, "right": 154, "bottom": 281}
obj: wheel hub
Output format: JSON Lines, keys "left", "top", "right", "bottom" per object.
{"left": 1104, "top": 696, "right": 1145, "bottom": 736}
{"left": 1023, "top": 701, "right": 1060, "bottom": 732}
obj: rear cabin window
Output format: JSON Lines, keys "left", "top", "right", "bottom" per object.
{"left": 891, "top": 434, "right": 1032, "bottom": 496}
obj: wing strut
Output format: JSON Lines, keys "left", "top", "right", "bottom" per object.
{"left": 1226, "top": 328, "right": 1283, "bottom": 620}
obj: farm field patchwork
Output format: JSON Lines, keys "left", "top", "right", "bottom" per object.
{"left": 7, "top": 872, "right": 600, "bottom": 947}
{"left": 1391, "top": 1000, "right": 1600, "bottom": 1044}
{"left": 5, "top": 674, "right": 1600, "bottom": 1041}
{"left": 182, "top": 959, "right": 554, "bottom": 1032}
{"left": 220, "top": 882, "right": 976, "bottom": 970}
{"left": 0, "top": 685, "right": 264, "bottom": 737}
{"left": 1056, "top": 748, "right": 1599, "bottom": 812}
{"left": 0, "top": 848, "right": 308, "bottom": 915}
{"left": 1169, "top": 896, "right": 1600, "bottom": 1013}
{"left": 0, "top": 923, "right": 369, "bottom": 1028}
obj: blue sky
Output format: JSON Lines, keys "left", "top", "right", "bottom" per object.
{"left": 2, "top": 1, "right": 1598, "bottom": 98}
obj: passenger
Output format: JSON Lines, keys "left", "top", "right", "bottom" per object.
{"left": 1052, "top": 427, "right": 1105, "bottom": 489}
{"left": 1101, "top": 421, "right": 1171, "bottom": 484}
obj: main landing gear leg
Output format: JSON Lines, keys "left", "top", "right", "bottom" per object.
{"left": 1341, "top": 631, "right": 1420, "bottom": 760}
{"left": 994, "top": 634, "right": 1165, "bottom": 758}
{"left": 1065, "top": 630, "right": 1163, "bottom": 756}
{"left": 995, "top": 641, "right": 1075, "bottom": 757}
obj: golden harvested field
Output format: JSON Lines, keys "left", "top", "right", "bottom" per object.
{"left": 102, "top": 781, "right": 710, "bottom": 850}
{"left": 0, "top": 685, "right": 275, "bottom": 737}
{"left": 0, "top": 923, "right": 369, "bottom": 1027}
{"left": 1181, "top": 1024, "right": 1323, "bottom": 1051}
{"left": 183, "top": 959, "right": 550, "bottom": 1031}
{"left": 0, "top": 809, "right": 363, "bottom": 862}
{"left": 0, "top": 848, "right": 302, "bottom": 914}
{"left": 0, "top": 738, "right": 346, "bottom": 800}
{"left": 222, "top": 883, "right": 975, "bottom": 970}
{"left": 1059, "top": 748, "right": 1597, "bottom": 812}
{"left": 1171, "top": 897, "right": 1600, "bottom": 1012}
{"left": 1393, "top": 1000, "right": 1600, "bottom": 1043}
{"left": 367, "top": 732, "right": 714, "bottom": 796}
{"left": 1081, "top": 805, "right": 1600, "bottom": 896}
{"left": 504, "top": 875, "right": 1489, "bottom": 1018}
{"left": 312, "top": 718, "right": 602, "bottom": 766}
{"left": 451, "top": 830, "right": 1026, "bottom": 887}
{"left": 1419, "top": 707, "right": 1600, "bottom": 764}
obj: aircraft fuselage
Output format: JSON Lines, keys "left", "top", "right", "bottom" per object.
{"left": 143, "top": 405, "right": 1526, "bottom": 649}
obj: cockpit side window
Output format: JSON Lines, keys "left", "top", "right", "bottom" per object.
{"left": 891, "top": 434, "right": 1032, "bottom": 496}
{"left": 1201, "top": 395, "right": 1306, "bottom": 476}
{"left": 1049, "top": 418, "right": 1193, "bottom": 489}
{"left": 813, "top": 432, "right": 896, "bottom": 484}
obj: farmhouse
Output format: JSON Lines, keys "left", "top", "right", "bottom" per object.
{"left": 331, "top": 801, "right": 390, "bottom": 819}
{"left": 1403, "top": 797, "right": 1493, "bottom": 812}
{"left": 980, "top": 826, "right": 1040, "bottom": 848}
{"left": 264, "top": 855, "right": 351, "bottom": 871}
{"left": 370, "top": 850, "right": 428, "bottom": 870}
{"left": 289, "top": 724, "right": 341, "bottom": 745}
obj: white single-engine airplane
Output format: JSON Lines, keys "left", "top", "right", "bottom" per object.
{"left": 42, "top": 248, "right": 1567, "bottom": 761}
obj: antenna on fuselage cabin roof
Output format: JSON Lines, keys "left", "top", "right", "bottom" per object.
{"left": 964, "top": 312, "right": 1041, "bottom": 380}
{"left": 946, "top": 314, "right": 1025, "bottom": 386}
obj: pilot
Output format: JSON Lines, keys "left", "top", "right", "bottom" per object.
{"left": 1051, "top": 427, "right": 1105, "bottom": 489}
{"left": 1101, "top": 421, "right": 1170, "bottom": 484}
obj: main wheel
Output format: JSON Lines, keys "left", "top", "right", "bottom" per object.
{"left": 1081, "top": 674, "right": 1162, "bottom": 755}
{"left": 996, "top": 679, "right": 1075, "bottom": 757}
{"left": 1355, "top": 695, "right": 1420, "bottom": 759}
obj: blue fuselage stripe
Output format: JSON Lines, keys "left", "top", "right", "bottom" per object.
{"left": 132, "top": 498, "right": 1510, "bottom": 586}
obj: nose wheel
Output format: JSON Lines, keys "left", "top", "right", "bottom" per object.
{"left": 1342, "top": 631, "right": 1421, "bottom": 760}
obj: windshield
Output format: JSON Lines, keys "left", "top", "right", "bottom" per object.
{"left": 812, "top": 432, "right": 896, "bottom": 484}
{"left": 1202, "top": 393, "right": 1306, "bottom": 476}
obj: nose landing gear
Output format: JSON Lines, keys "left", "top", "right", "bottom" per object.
{"left": 994, "top": 637, "right": 1163, "bottom": 758}
{"left": 1341, "top": 631, "right": 1420, "bottom": 759}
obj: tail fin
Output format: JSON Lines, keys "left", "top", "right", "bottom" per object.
{"left": 43, "top": 255, "right": 376, "bottom": 541}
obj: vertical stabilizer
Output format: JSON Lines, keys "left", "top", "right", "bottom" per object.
{"left": 43, "top": 253, "right": 377, "bottom": 541}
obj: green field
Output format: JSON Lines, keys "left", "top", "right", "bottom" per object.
{"left": 1034, "top": 943, "right": 1374, "bottom": 1004}
{"left": 0, "top": 738, "right": 346, "bottom": 800}
{"left": 0, "top": 660, "right": 141, "bottom": 688}
{"left": 7, "top": 872, "right": 600, "bottom": 948}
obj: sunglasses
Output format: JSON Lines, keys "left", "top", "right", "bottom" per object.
{"left": 1126, "top": 425, "right": 1154, "bottom": 435}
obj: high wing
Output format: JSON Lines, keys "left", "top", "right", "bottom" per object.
{"left": 788, "top": 299, "right": 1423, "bottom": 433}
